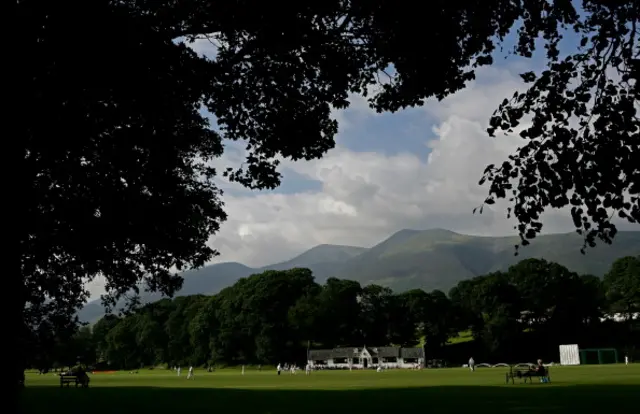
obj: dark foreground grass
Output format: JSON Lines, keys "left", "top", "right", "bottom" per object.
{"left": 23, "top": 365, "right": 640, "bottom": 414}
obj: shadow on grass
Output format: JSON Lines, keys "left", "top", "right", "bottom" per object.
{"left": 22, "top": 384, "right": 639, "bottom": 414}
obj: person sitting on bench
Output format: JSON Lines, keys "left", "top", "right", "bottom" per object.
{"left": 533, "top": 359, "right": 550, "bottom": 383}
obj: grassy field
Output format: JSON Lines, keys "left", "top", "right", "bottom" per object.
{"left": 22, "top": 365, "right": 640, "bottom": 414}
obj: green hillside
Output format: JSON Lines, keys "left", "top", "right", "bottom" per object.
{"left": 264, "top": 244, "right": 367, "bottom": 268}
{"left": 262, "top": 244, "right": 367, "bottom": 282}
{"left": 338, "top": 229, "right": 640, "bottom": 291}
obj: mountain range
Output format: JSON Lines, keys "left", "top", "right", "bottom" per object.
{"left": 78, "top": 228, "right": 640, "bottom": 322}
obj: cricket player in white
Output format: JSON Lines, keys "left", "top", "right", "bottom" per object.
{"left": 187, "top": 366, "right": 194, "bottom": 379}
{"left": 177, "top": 366, "right": 181, "bottom": 376}
{"left": 305, "top": 364, "right": 311, "bottom": 375}
{"left": 625, "top": 355, "right": 629, "bottom": 365}
{"left": 277, "top": 363, "right": 282, "bottom": 376}
{"left": 468, "top": 357, "right": 475, "bottom": 372}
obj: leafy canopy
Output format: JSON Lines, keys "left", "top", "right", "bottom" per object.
{"left": 174, "top": 0, "right": 638, "bottom": 249}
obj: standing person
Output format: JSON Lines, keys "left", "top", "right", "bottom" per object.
{"left": 625, "top": 354, "right": 629, "bottom": 366}
{"left": 468, "top": 357, "right": 475, "bottom": 372}
{"left": 177, "top": 366, "right": 182, "bottom": 377}
{"left": 187, "top": 366, "right": 194, "bottom": 380}
{"left": 241, "top": 365, "right": 245, "bottom": 375}
{"left": 277, "top": 363, "right": 282, "bottom": 376}
{"left": 305, "top": 363, "right": 311, "bottom": 376}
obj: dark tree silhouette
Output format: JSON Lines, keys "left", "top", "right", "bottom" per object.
{"left": 12, "top": 1, "right": 638, "bottom": 406}
{"left": 480, "top": 1, "right": 639, "bottom": 250}
{"left": 604, "top": 256, "right": 640, "bottom": 318}
{"left": 13, "top": 2, "right": 228, "bottom": 403}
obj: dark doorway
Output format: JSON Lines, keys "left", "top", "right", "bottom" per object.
{"left": 363, "top": 358, "right": 368, "bottom": 368}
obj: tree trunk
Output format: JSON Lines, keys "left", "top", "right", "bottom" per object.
{"left": 9, "top": 4, "right": 33, "bottom": 411}
{"left": 7, "top": 155, "right": 28, "bottom": 412}
{"left": 6, "top": 251, "right": 26, "bottom": 413}
{"left": 8, "top": 165, "right": 28, "bottom": 414}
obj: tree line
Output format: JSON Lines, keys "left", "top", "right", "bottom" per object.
{"left": 29, "top": 256, "right": 639, "bottom": 371}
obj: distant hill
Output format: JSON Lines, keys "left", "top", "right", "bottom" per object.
{"left": 262, "top": 244, "right": 367, "bottom": 282}
{"left": 335, "top": 229, "right": 640, "bottom": 292}
{"left": 78, "top": 229, "right": 640, "bottom": 323}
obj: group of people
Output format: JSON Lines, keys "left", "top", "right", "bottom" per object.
{"left": 160, "top": 353, "right": 634, "bottom": 386}
{"left": 174, "top": 365, "right": 195, "bottom": 379}
{"left": 166, "top": 352, "right": 634, "bottom": 382}
{"left": 275, "top": 363, "right": 411, "bottom": 374}
{"left": 276, "top": 363, "right": 312, "bottom": 375}
{"left": 170, "top": 354, "right": 632, "bottom": 381}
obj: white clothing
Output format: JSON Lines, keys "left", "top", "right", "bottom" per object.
{"left": 186, "top": 366, "right": 194, "bottom": 379}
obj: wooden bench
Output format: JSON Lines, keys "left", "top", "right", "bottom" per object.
{"left": 505, "top": 365, "right": 550, "bottom": 384}
{"left": 59, "top": 373, "right": 90, "bottom": 388}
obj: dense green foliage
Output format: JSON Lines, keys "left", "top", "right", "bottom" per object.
{"left": 36, "top": 257, "right": 639, "bottom": 371}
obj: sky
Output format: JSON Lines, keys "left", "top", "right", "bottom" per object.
{"left": 84, "top": 20, "right": 638, "bottom": 298}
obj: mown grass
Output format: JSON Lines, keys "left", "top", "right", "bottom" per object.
{"left": 22, "top": 364, "right": 640, "bottom": 414}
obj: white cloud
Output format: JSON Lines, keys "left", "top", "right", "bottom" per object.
{"left": 186, "top": 36, "right": 220, "bottom": 59}
{"left": 206, "top": 65, "right": 604, "bottom": 269}
{"left": 423, "top": 67, "right": 525, "bottom": 125}
{"left": 84, "top": 276, "right": 107, "bottom": 299}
